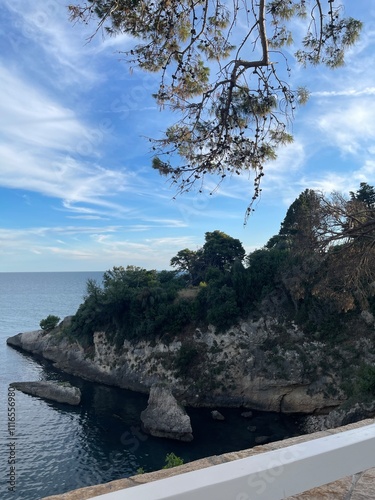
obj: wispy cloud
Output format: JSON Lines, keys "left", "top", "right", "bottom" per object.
{"left": 0, "top": 59, "right": 148, "bottom": 217}
{"left": 3, "top": 0, "right": 100, "bottom": 86}
{"left": 142, "top": 218, "right": 189, "bottom": 228}
{"left": 312, "top": 87, "right": 375, "bottom": 97}
{"left": 1, "top": 0, "right": 374, "bottom": 271}
{"left": 0, "top": 142, "right": 135, "bottom": 214}
{"left": 0, "top": 65, "right": 89, "bottom": 150}
{"left": 315, "top": 98, "right": 375, "bottom": 155}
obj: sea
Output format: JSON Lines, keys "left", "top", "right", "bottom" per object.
{"left": 0, "top": 272, "right": 302, "bottom": 500}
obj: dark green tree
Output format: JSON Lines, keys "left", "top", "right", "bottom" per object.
{"left": 170, "top": 248, "right": 204, "bottom": 285}
{"left": 206, "top": 284, "right": 240, "bottom": 331}
{"left": 103, "top": 265, "right": 158, "bottom": 289}
{"left": 246, "top": 247, "right": 288, "bottom": 301}
{"left": 40, "top": 315, "right": 60, "bottom": 332}
{"left": 68, "top": 1, "right": 361, "bottom": 215}
{"left": 202, "top": 230, "right": 245, "bottom": 272}
{"left": 350, "top": 182, "right": 375, "bottom": 208}
{"left": 272, "top": 189, "right": 322, "bottom": 252}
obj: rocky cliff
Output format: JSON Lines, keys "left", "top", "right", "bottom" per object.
{"left": 7, "top": 314, "right": 351, "bottom": 414}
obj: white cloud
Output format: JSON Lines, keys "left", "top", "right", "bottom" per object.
{"left": 312, "top": 87, "right": 375, "bottom": 98}
{"left": 0, "top": 65, "right": 89, "bottom": 151}
{"left": 0, "top": 62, "right": 148, "bottom": 216}
{"left": 142, "top": 218, "right": 189, "bottom": 228}
{"left": 315, "top": 99, "right": 375, "bottom": 154}
{"left": 43, "top": 247, "right": 95, "bottom": 259}
{"left": 3, "top": 0, "right": 100, "bottom": 86}
{"left": 0, "top": 143, "right": 134, "bottom": 213}
{"left": 353, "top": 159, "right": 375, "bottom": 183}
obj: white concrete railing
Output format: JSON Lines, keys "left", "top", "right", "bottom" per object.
{"left": 92, "top": 423, "right": 375, "bottom": 500}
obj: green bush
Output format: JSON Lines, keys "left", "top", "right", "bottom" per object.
{"left": 357, "top": 364, "right": 375, "bottom": 396}
{"left": 175, "top": 343, "right": 200, "bottom": 377}
{"left": 206, "top": 285, "right": 240, "bottom": 331}
{"left": 163, "top": 452, "right": 184, "bottom": 469}
{"left": 40, "top": 314, "right": 60, "bottom": 332}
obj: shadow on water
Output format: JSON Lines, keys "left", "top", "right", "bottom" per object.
{"left": 6, "top": 347, "right": 304, "bottom": 497}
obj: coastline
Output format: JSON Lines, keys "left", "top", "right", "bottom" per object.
{"left": 6, "top": 317, "right": 345, "bottom": 414}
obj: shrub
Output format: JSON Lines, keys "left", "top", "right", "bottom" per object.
{"left": 40, "top": 315, "right": 60, "bottom": 332}
{"left": 175, "top": 343, "right": 200, "bottom": 377}
{"left": 206, "top": 285, "right": 240, "bottom": 331}
{"left": 163, "top": 452, "right": 184, "bottom": 469}
{"left": 357, "top": 364, "right": 375, "bottom": 396}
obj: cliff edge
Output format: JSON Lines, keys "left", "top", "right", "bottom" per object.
{"left": 7, "top": 315, "right": 347, "bottom": 414}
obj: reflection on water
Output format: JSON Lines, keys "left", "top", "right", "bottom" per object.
{"left": 1, "top": 349, "right": 302, "bottom": 500}
{"left": 0, "top": 273, "right": 303, "bottom": 500}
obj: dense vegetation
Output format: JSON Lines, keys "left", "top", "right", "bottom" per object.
{"left": 67, "top": 184, "right": 375, "bottom": 349}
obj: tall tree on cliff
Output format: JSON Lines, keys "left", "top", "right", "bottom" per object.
{"left": 68, "top": 1, "right": 362, "bottom": 217}
{"left": 170, "top": 248, "right": 204, "bottom": 285}
{"left": 267, "top": 189, "right": 322, "bottom": 253}
{"left": 265, "top": 189, "right": 323, "bottom": 308}
{"left": 265, "top": 185, "right": 375, "bottom": 312}
{"left": 170, "top": 230, "right": 245, "bottom": 283}
{"left": 313, "top": 185, "right": 375, "bottom": 310}
{"left": 203, "top": 230, "right": 245, "bottom": 271}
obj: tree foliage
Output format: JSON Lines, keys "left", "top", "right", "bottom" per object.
{"left": 170, "top": 247, "right": 204, "bottom": 285}
{"left": 64, "top": 185, "right": 375, "bottom": 347}
{"left": 267, "top": 189, "right": 322, "bottom": 252}
{"left": 203, "top": 230, "right": 245, "bottom": 270}
{"left": 68, "top": 0, "right": 362, "bottom": 216}
{"left": 69, "top": 265, "right": 189, "bottom": 346}
{"left": 40, "top": 314, "right": 61, "bottom": 332}
{"left": 264, "top": 183, "right": 375, "bottom": 314}
{"left": 170, "top": 230, "right": 245, "bottom": 284}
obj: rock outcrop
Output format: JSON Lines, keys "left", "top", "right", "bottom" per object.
{"left": 211, "top": 410, "right": 225, "bottom": 421}
{"left": 10, "top": 381, "right": 81, "bottom": 405}
{"left": 6, "top": 315, "right": 349, "bottom": 414}
{"left": 300, "top": 401, "right": 375, "bottom": 433}
{"left": 140, "top": 383, "right": 193, "bottom": 441}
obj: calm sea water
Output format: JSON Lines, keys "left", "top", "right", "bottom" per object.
{"left": 0, "top": 272, "right": 302, "bottom": 500}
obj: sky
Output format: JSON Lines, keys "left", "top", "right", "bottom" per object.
{"left": 1, "top": 0, "right": 374, "bottom": 272}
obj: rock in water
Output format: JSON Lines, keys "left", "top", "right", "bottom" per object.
{"left": 211, "top": 410, "right": 225, "bottom": 421}
{"left": 241, "top": 411, "right": 253, "bottom": 418}
{"left": 141, "top": 383, "right": 193, "bottom": 441}
{"left": 10, "top": 381, "right": 81, "bottom": 405}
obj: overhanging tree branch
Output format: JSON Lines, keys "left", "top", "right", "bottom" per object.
{"left": 68, "top": 1, "right": 362, "bottom": 220}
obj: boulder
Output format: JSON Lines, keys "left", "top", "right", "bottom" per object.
{"left": 301, "top": 401, "right": 375, "bottom": 434}
{"left": 140, "top": 383, "right": 193, "bottom": 441}
{"left": 211, "top": 410, "right": 225, "bottom": 421}
{"left": 241, "top": 411, "right": 253, "bottom": 418}
{"left": 10, "top": 381, "right": 81, "bottom": 405}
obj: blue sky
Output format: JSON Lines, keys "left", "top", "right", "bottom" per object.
{"left": 1, "top": 0, "right": 374, "bottom": 272}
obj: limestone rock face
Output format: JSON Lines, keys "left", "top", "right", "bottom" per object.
{"left": 301, "top": 401, "right": 375, "bottom": 433}
{"left": 10, "top": 381, "right": 81, "bottom": 405}
{"left": 6, "top": 315, "right": 349, "bottom": 414}
{"left": 141, "top": 384, "right": 193, "bottom": 441}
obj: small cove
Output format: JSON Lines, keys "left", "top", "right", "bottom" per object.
{"left": 1, "top": 272, "right": 303, "bottom": 500}
{"left": 5, "top": 345, "right": 303, "bottom": 500}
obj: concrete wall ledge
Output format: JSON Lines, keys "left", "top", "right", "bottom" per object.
{"left": 42, "top": 418, "right": 375, "bottom": 500}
